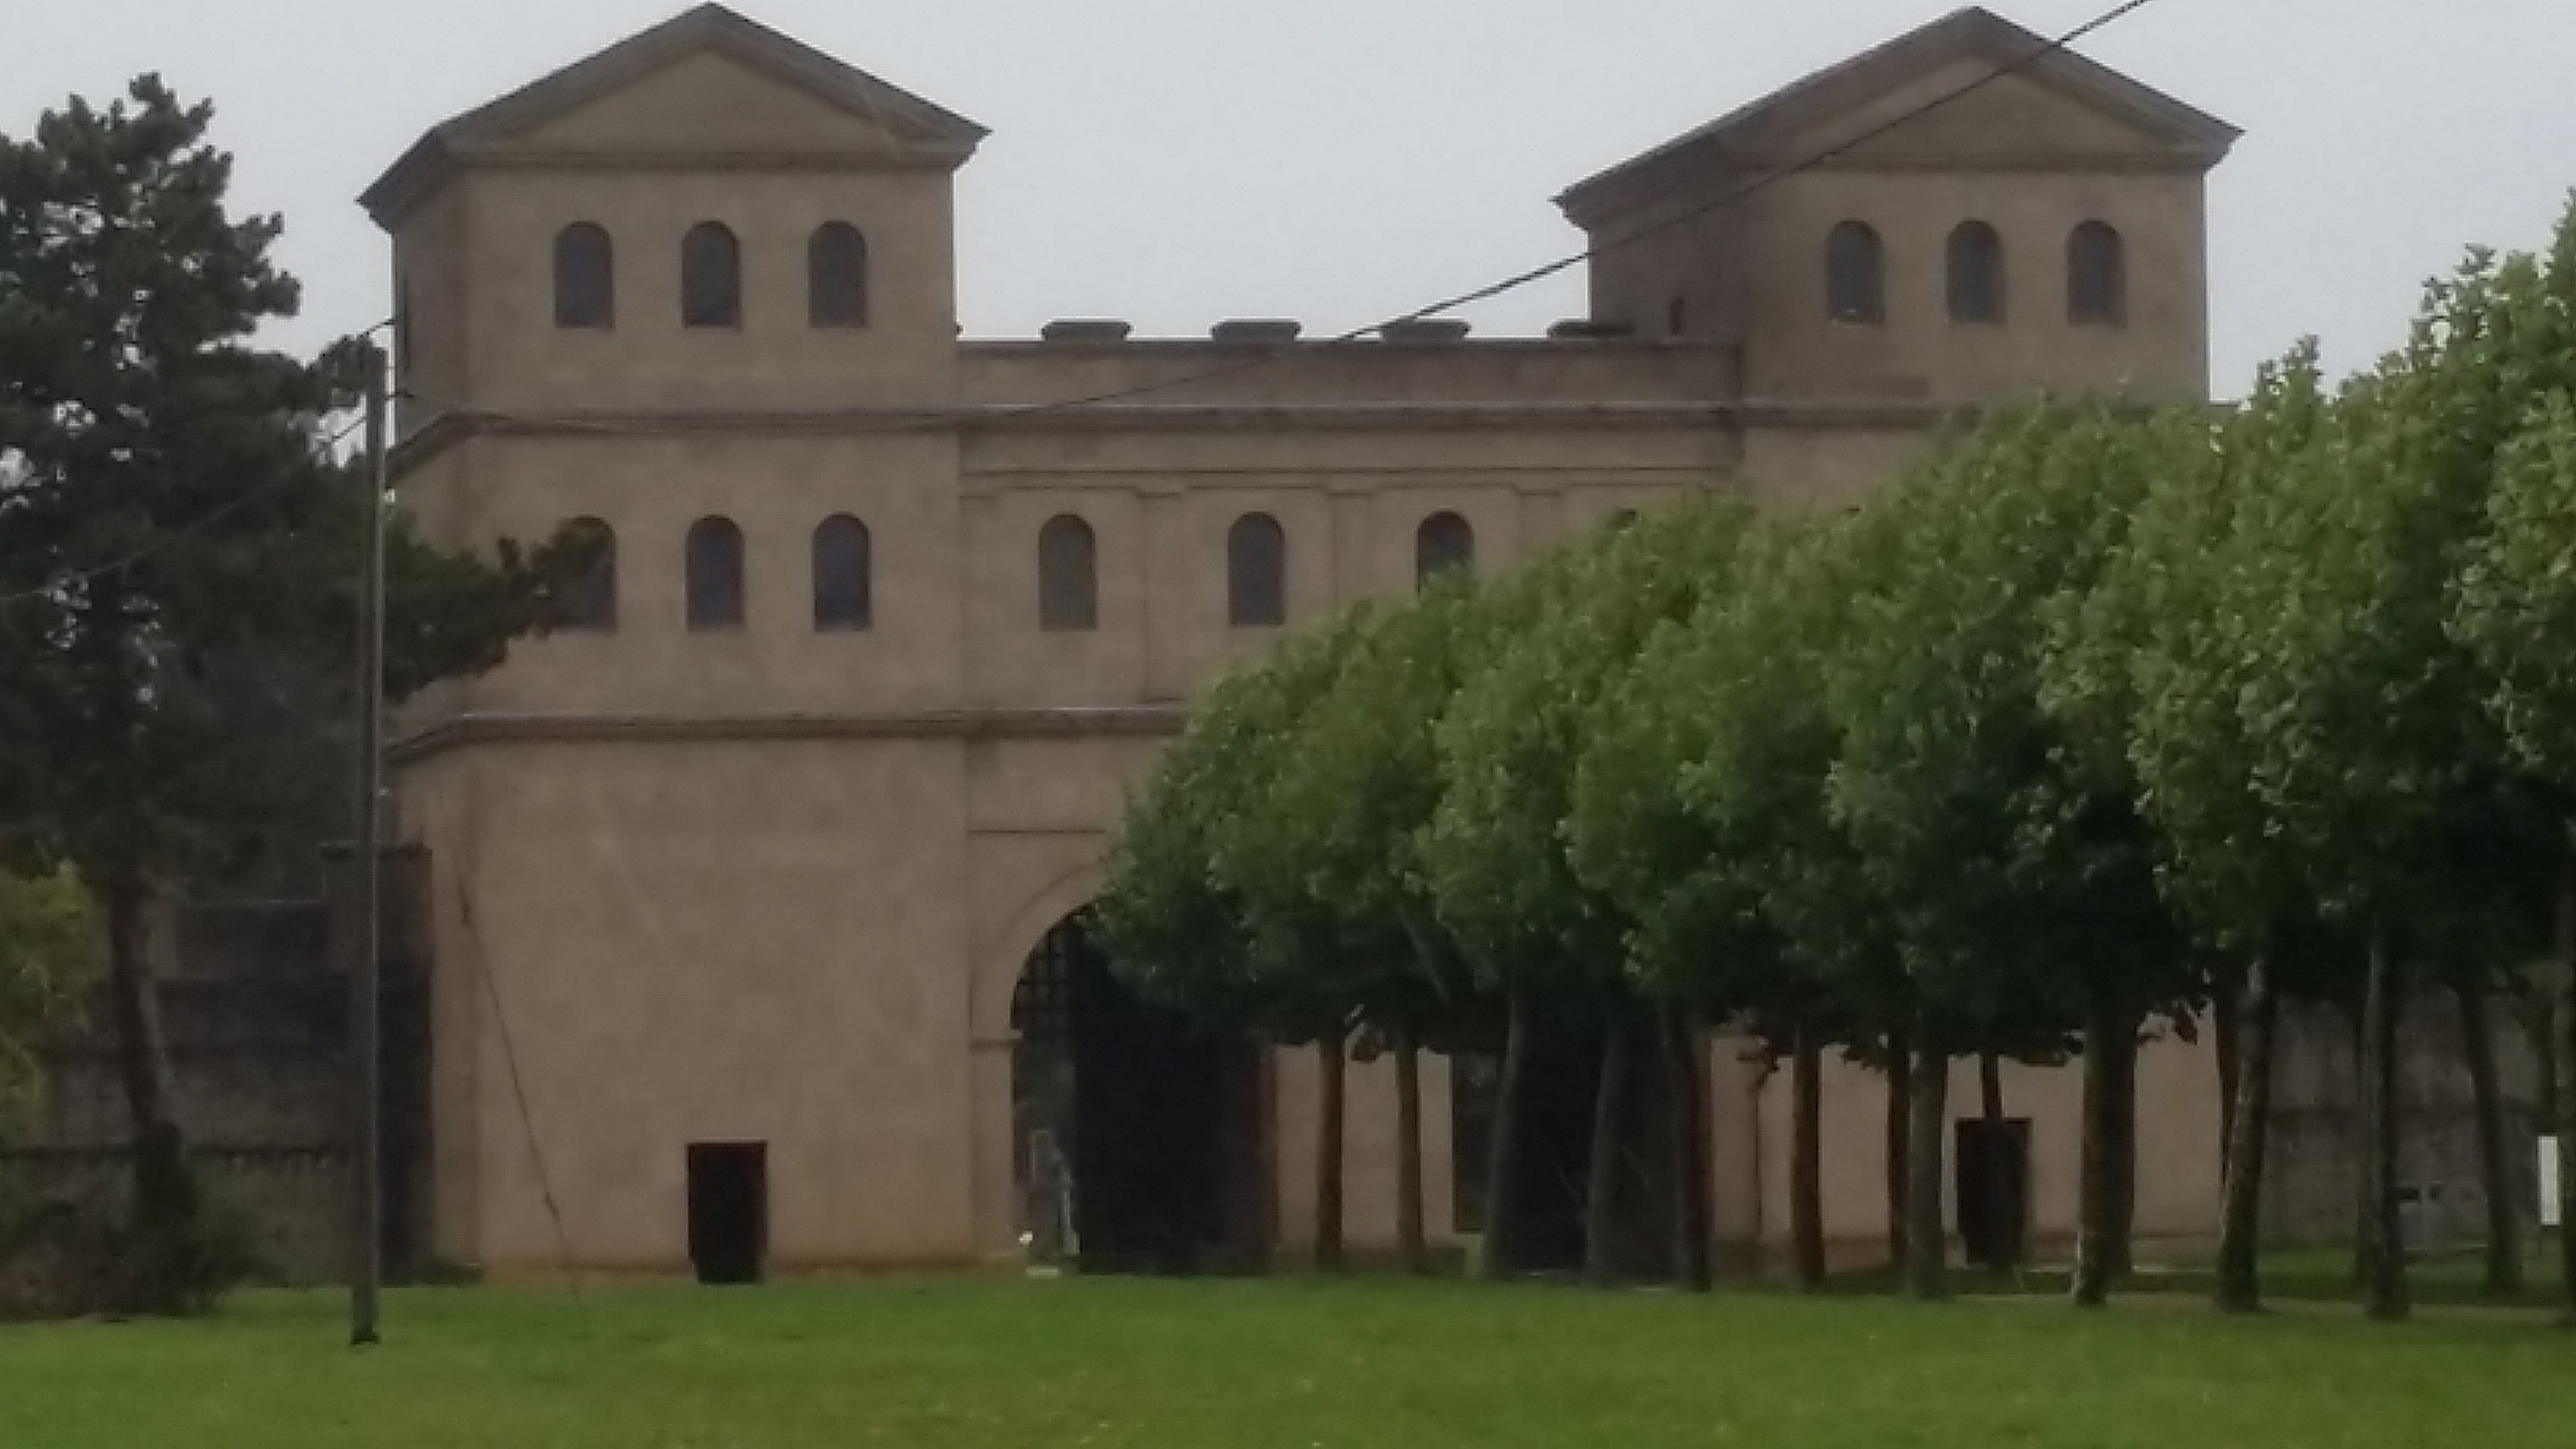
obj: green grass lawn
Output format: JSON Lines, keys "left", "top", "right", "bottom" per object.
{"left": 2, "top": 1275, "right": 2571, "bottom": 1448}
{"left": 1833, "top": 1240, "right": 2575, "bottom": 1311}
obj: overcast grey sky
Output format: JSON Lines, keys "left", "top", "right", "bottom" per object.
{"left": 7, "top": 0, "right": 2573, "bottom": 393}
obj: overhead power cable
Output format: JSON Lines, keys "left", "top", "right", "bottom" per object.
{"left": 0, "top": 338, "right": 391, "bottom": 609}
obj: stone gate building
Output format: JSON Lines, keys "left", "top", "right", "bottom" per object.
{"left": 367, "top": 3, "right": 2248, "bottom": 1278}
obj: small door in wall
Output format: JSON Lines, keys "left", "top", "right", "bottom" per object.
{"left": 687, "top": 1142, "right": 769, "bottom": 1285}
{"left": 1954, "top": 1118, "right": 2030, "bottom": 1270}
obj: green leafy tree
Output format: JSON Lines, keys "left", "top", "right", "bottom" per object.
{"left": 0, "top": 866, "right": 90, "bottom": 1112}
{"left": 1097, "top": 614, "right": 1369, "bottom": 1264}
{"left": 2056, "top": 347, "right": 2338, "bottom": 1313}
{"left": 0, "top": 79, "right": 587, "bottom": 1312}
{"left": 1826, "top": 404, "right": 2186, "bottom": 1302}
{"left": 2454, "top": 385, "right": 2576, "bottom": 1317}
{"left": 1242, "top": 596, "right": 1503, "bottom": 1276}
{"left": 1571, "top": 521, "right": 1858, "bottom": 1289}
{"left": 1423, "top": 502, "right": 1750, "bottom": 1285}
{"left": 2219, "top": 232, "right": 2576, "bottom": 1319}
{"left": 1284, "top": 576, "right": 1540, "bottom": 1276}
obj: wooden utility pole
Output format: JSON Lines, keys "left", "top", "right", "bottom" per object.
{"left": 350, "top": 343, "right": 389, "bottom": 1348}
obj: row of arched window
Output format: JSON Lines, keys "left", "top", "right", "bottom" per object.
{"left": 547, "top": 510, "right": 1482, "bottom": 635}
{"left": 552, "top": 515, "right": 872, "bottom": 633}
{"left": 1824, "top": 219, "right": 2126, "bottom": 328}
{"left": 551, "top": 221, "right": 870, "bottom": 330}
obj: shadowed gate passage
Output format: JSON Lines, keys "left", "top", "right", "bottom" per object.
{"left": 1011, "top": 911, "right": 1270, "bottom": 1274}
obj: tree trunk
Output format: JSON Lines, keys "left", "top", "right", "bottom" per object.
{"left": 2215, "top": 953, "right": 2278, "bottom": 1313}
{"left": 2555, "top": 855, "right": 2576, "bottom": 1319}
{"left": 2455, "top": 979, "right": 2521, "bottom": 1297}
{"left": 2357, "top": 931, "right": 2409, "bottom": 1321}
{"left": 102, "top": 879, "right": 193, "bottom": 1216}
{"left": 1394, "top": 1030, "right": 1427, "bottom": 1275}
{"left": 2345, "top": 1005, "right": 2370, "bottom": 1288}
{"left": 1315, "top": 1028, "right": 1346, "bottom": 1272}
{"left": 1480, "top": 993, "right": 1528, "bottom": 1282}
{"left": 2106, "top": 1022, "right": 2138, "bottom": 1280}
{"left": 2215, "top": 985, "right": 2243, "bottom": 1187}
{"left": 1791, "top": 1031, "right": 1826, "bottom": 1289}
{"left": 1661, "top": 1009, "right": 1711, "bottom": 1293}
{"left": 1885, "top": 1037, "right": 1913, "bottom": 1272}
{"left": 2524, "top": 995, "right": 2559, "bottom": 1160}
{"left": 1904, "top": 1040, "right": 1949, "bottom": 1300}
{"left": 2073, "top": 1002, "right": 2119, "bottom": 1307}
{"left": 1583, "top": 1018, "right": 1631, "bottom": 1288}
{"left": 1977, "top": 1050, "right": 2013, "bottom": 1271}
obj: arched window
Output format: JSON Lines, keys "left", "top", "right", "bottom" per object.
{"left": 681, "top": 221, "right": 742, "bottom": 328}
{"left": 557, "top": 517, "right": 618, "bottom": 632}
{"left": 1947, "top": 221, "right": 2006, "bottom": 324}
{"left": 1037, "top": 514, "right": 1097, "bottom": 632}
{"left": 1226, "top": 512, "right": 1287, "bottom": 628}
{"left": 808, "top": 222, "right": 869, "bottom": 328}
{"left": 2069, "top": 221, "right": 2127, "bottom": 326}
{"left": 685, "top": 516, "right": 746, "bottom": 631}
{"left": 1415, "top": 511, "right": 1475, "bottom": 588}
{"left": 812, "top": 514, "right": 872, "bottom": 631}
{"left": 1826, "top": 221, "right": 1885, "bottom": 325}
{"left": 554, "top": 223, "right": 615, "bottom": 329}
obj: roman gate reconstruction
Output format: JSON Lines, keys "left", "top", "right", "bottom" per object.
{"left": 367, "top": 3, "right": 2237, "bottom": 1279}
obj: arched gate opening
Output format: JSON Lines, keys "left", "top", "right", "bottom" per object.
{"left": 1011, "top": 910, "right": 1270, "bottom": 1274}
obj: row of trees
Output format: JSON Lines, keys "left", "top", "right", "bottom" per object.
{"left": 1098, "top": 203, "right": 2576, "bottom": 1319}
{"left": 1, "top": 80, "right": 586, "bottom": 1311}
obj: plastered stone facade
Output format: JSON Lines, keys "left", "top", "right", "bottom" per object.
{"left": 367, "top": 4, "right": 2238, "bottom": 1276}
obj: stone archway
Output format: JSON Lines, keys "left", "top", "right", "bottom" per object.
{"left": 1009, "top": 910, "right": 1270, "bottom": 1275}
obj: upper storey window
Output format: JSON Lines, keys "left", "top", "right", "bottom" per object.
{"left": 1038, "top": 515, "right": 1098, "bottom": 632}
{"left": 812, "top": 515, "right": 872, "bottom": 631}
{"left": 682, "top": 221, "right": 743, "bottom": 329}
{"left": 1415, "top": 512, "right": 1475, "bottom": 589}
{"left": 554, "top": 223, "right": 615, "bottom": 329}
{"left": 1826, "top": 221, "right": 1885, "bottom": 325}
{"left": 685, "top": 516, "right": 747, "bottom": 631}
{"left": 557, "top": 517, "right": 618, "bottom": 632}
{"left": 1227, "top": 513, "right": 1287, "bottom": 628}
{"left": 808, "top": 223, "right": 870, "bottom": 328}
{"left": 1947, "top": 221, "right": 2006, "bottom": 324}
{"left": 2069, "top": 221, "right": 2128, "bottom": 327}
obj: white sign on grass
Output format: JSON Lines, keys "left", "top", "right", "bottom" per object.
{"left": 2544, "top": 1137, "right": 2562, "bottom": 1230}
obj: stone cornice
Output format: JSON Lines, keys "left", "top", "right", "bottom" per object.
{"left": 391, "top": 399, "right": 1757, "bottom": 479}
{"left": 465, "top": 144, "right": 963, "bottom": 176}
{"left": 1754, "top": 149, "right": 2219, "bottom": 176}
{"left": 1561, "top": 149, "right": 2209, "bottom": 232}
{"left": 389, "top": 706, "right": 1188, "bottom": 765}
{"left": 391, "top": 396, "right": 1978, "bottom": 481}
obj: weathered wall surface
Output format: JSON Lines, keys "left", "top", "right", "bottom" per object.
{"left": 0, "top": 858, "right": 432, "bottom": 1285}
{"left": 2262, "top": 1000, "right": 2546, "bottom": 1246}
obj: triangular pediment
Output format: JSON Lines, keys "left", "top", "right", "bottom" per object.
{"left": 1786, "top": 61, "right": 2202, "bottom": 164}
{"left": 362, "top": 4, "right": 986, "bottom": 226}
{"left": 509, "top": 46, "right": 959, "bottom": 156}
{"left": 1559, "top": 7, "right": 2237, "bottom": 221}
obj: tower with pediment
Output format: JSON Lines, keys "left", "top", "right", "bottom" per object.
{"left": 368, "top": 4, "right": 2236, "bottom": 1281}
